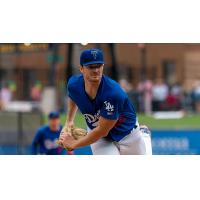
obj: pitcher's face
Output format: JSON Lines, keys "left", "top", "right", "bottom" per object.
{"left": 80, "top": 64, "right": 104, "bottom": 83}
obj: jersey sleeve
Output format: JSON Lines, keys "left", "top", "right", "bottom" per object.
{"left": 67, "top": 79, "right": 74, "bottom": 100}
{"left": 100, "top": 94, "right": 124, "bottom": 120}
{"left": 67, "top": 76, "right": 77, "bottom": 103}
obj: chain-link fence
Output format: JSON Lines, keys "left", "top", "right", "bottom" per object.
{"left": 0, "top": 111, "right": 43, "bottom": 154}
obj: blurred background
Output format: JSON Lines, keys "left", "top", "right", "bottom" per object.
{"left": 0, "top": 43, "right": 200, "bottom": 155}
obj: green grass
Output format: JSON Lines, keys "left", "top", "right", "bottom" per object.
{"left": 60, "top": 113, "right": 86, "bottom": 128}
{"left": 138, "top": 114, "right": 200, "bottom": 129}
{"left": 44, "top": 112, "right": 200, "bottom": 129}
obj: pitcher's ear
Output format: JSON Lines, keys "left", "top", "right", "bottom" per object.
{"left": 80, "top": 65, "right": 84, "bottom": 73}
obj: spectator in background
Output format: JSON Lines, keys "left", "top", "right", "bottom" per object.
{"left": 152, "top": 78, "right": 169, "bottom": 111}
{"left": 119, "top": 79, "right": 140, "bottom": 112}
{"left": 0, "top": 83, "right": 12, "bottom": 110}
{"left": 171, "top": 82, "right": 183, "bottom": 99}
{"left": 138, "top": 79, "right": 153, "bottom": 114}
{"left": 193, "top": 81, "right": 200, "bottom": 112}
{"left": 164, "top": 90, "right": 179, "bottom": 111}
{"left": 30, "top": 81, "right": 42, "bottom": 101}
{"left": 119, "top": 79, "right": 133, "bottom": 93}
{"left": 170, "top": 82, "right": 183, "bottom": 110}
{"left": 31, "top": 111, "right": 73, "bottom": 155}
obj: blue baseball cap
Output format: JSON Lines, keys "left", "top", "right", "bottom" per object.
{"left": 80, "top": 48, "right": 104, "bottom": 66}
{"left": 48, "top": 111, "right": 60, "bottom": 119}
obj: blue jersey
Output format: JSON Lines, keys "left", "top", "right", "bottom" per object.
{"left": 67, "top": 74, "right": 138, "bottom": 142}
{"left": 31, "top": 125, "right": 66, "bottom": 155}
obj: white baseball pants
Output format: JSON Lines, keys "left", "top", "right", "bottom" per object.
{"left": 88, "top": 127, "right": 152, "bottom": 155}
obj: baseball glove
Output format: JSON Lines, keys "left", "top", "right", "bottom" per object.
{"left": 60, "top": 125, "right": 87, "bottom": 140}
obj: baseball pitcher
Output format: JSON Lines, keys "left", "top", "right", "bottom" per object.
{"left": 58, "top": 48, "right": 152, "bottom": 155}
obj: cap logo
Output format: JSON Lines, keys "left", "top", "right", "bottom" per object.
{"left": 91, "top": 50, "right": 98, "bottom": 59}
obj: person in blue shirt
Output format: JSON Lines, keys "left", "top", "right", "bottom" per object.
{"left": 59, "top": 49, "right": 152, "bottom": 155}
{"left": 31, "top": 112, "right": 69, "bottom": 155}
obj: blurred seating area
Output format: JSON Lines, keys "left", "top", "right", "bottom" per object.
{"left": 120, "top": 78, "right": 200, "bottom": 114}
{"left": 1, "top": 77, "right": 200, "bottom": 114}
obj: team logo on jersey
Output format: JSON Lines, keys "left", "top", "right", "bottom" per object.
{"left": 44, "top": 139, "right": 59, "bottom": 149}
{"left": 84, "top": 110, "right": 100, "bottom": 127}
{"left": 104, "top": 101, "right": 114, "bottom": 112}
{"left": 91, "top": 50, "right": 98, "bottom": 59}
